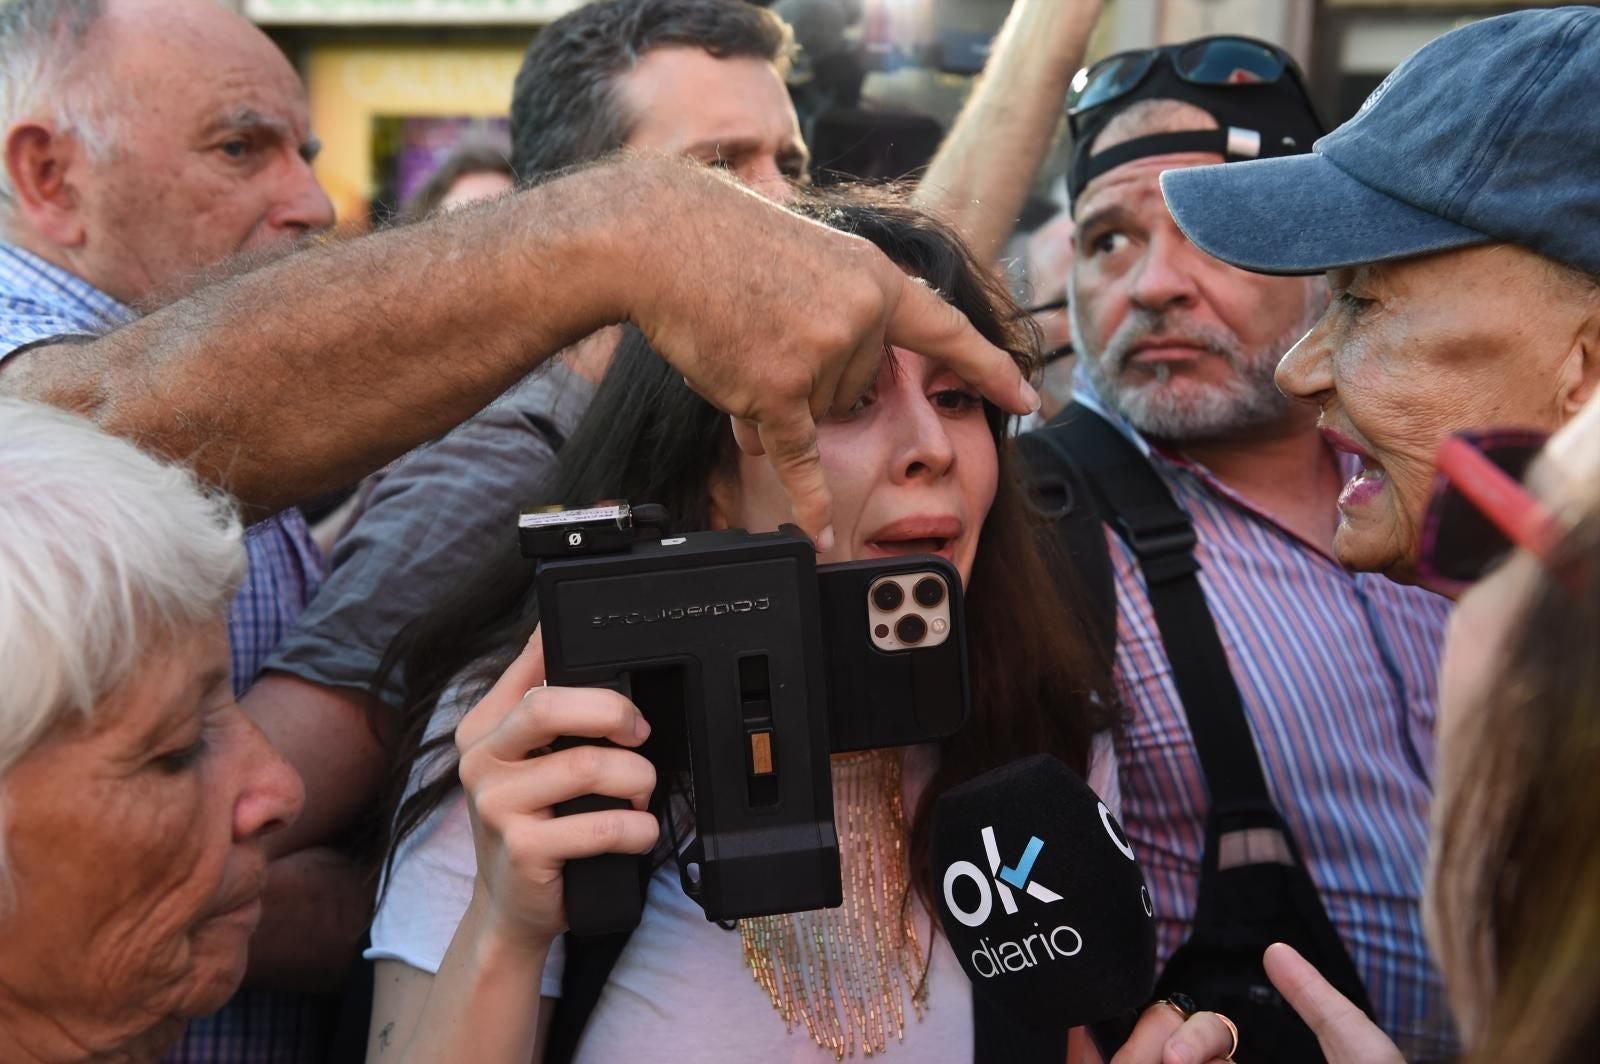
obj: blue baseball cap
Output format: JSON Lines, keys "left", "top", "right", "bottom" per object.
{"left": 1159, "top": 7, "right": 1600, "bottom": 278}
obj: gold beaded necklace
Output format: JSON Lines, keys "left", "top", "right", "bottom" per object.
{"left": 740, "top": 748, "right": 930, "bottom": 1060}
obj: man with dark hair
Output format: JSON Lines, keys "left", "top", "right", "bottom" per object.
{"left": 511, "top": 0, "right": 806, "bottom": 190}
{"left": 243, "top": 0, "right": 818, "bottom": 986}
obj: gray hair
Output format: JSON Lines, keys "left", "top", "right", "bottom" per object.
{"left": 0, "top": 398, "right": 244, "bottom": 889}
{"left": 1088, "top": 98, "right": 1218, "bottom": 158}
{"left": 0, "top": 0, "right": 117, "bottom": 216}
{"left": 1068, "top": 264, "right": 1328, "bottom": 441}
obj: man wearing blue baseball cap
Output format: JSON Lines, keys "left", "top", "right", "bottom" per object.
{"left": 1161, "top": 6, "right": 1600, "bottom": 589}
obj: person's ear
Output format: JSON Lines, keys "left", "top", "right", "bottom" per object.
{"left": 4, "top": 121, "right": 86, "bottom": 248}
{"left": 1557, "top": 303, "right": 1600, "bottom": 420}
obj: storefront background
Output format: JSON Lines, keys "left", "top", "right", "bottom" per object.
{"left": 300, "top": 44, "right": 523, "bottom": 221}
{"left": 238, "top": 0, "right": 1581, "bottom": 224}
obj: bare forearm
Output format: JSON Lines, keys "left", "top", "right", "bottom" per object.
{"left": 245, "top": 847, "right": 372, "bottom": 993}
{"left": 914, "top": 0, "right": 1101, "bottom": 262}
{"left": 395, "top": 896, "right": 550, "bottom": 1064}
{"left": 0, "top": 162, "right": 638, "bottom": 517}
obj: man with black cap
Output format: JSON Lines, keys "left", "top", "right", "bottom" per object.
{"left": 1160, "top": 7, "right": 1600, "bottom": 590}
{"left": 1018, "top": 35, "right": 1458, "bottom": 1063}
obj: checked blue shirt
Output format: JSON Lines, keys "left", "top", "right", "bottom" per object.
{"left": 0, "top": 243, "right": 330, "bottom": 1063}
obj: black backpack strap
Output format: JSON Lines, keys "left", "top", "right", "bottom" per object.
{"left": 1014, "top": 426, "right": 1117, "bottom": 685}
{"left": 1022, "top": 404, "right": 1378, "bottom": 1060}
{"left": 545, "top": 850, "right": 653, "bottom": 1063}
{"left": 1036, "top": 405, "right": 1273, "bottom": 817}
{"left": 545, "top": 928, "right": 635, "bottom": 1064}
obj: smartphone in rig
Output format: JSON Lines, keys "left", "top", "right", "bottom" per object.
{"left": 520, "top": 502, "right": 969, "bottom": 933}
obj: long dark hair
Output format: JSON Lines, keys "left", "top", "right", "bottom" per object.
{"left": 375, "top": 187, "right": 1115, "bottom": 915}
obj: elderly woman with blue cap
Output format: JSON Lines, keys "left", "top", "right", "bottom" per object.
{"left": 1161, "top": 6, "right": 1600, "bottom": 592}
{"left": 1154, "top": 9, "right": 1600, "bottom": 1063}
{"left": 1261, "top": 371, "right": 1600, "bottom": 1064}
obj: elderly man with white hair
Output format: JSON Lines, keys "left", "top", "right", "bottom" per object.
{"left": 0, "top": 397, "right": 303, "bottom": 1062}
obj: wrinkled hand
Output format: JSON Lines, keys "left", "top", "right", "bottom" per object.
{"left": 1109, "top": 1002, "right": 1237, "bottom": 1064}
{"left": 622, "top": 159, "right": 1038, "bottom": 549}
{"left": 454, "top": 628, "right": 659, "bottom": 951}
{"left": 1264, "top": 943, "right": 1406, "bottom": 1064}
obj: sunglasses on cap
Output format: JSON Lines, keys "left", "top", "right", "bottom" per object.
{"left": 1067, "top": 36, "right": 1313, "bottom": 136}
{"left": 1418, "top": 429, "right": 1574, "bottom": 594}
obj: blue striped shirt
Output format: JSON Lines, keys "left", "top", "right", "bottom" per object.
{"left": 1071, "top": 381, "right": 1458, "bottom": 1060}
{"left": 0, "top": 243, "right": 329, "bottom": 1063}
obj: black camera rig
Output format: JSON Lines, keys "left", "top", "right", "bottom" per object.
{"left": 521, "top": 501, "right": 969, "bottom": 933}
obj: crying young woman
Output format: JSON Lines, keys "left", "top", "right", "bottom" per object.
{"left": 361, "top": 189, "right": 1235, "bottom": 1064}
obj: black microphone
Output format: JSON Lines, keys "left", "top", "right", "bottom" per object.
{"left": 930, "top": 753, "right": 1157, "bottom": 1062}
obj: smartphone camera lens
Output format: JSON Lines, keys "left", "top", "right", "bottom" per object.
{"left": 895, "top": 614, "right": 927, "bottom": 644}
{"left": 872, "top": 581, "right": 904, "bottom": 612}
{"left": 913, "top": 576, "right": 946, "bottom": 608}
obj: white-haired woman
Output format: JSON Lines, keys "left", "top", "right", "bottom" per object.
{"left": 0, "top": 398, "right": 302, "bottom": 1061}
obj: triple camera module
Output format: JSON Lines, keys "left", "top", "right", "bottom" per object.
{"left": 868, "top": 571, "right": 953, "bottom": 652}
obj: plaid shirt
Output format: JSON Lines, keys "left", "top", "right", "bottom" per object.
{"left": 0, "top": 244, "right": 331, "bottom": 1062}
{"left": 1067, "top": 379, "right": 1458, "bottom": 1060}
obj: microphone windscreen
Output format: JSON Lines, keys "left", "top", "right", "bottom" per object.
{"left": 931, "top": 754, "right": 1156, "bottom": 1036}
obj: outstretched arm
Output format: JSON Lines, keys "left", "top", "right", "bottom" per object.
{"left": 915, "top": 0, "right": 1103, "bottom": 263}
{"left": 0, "top": 167, "right": 617, "bottom": 518}
{"left": 3, "top": 156, "right": 1033, "bottom": 538}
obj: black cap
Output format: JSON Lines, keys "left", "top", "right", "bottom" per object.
{"left": 1068, "top": 48, "right": 1325, "bottom": 204}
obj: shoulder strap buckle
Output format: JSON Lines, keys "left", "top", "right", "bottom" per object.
{"left": 1116, "top": 506, "right": 1199, "bottom": 584}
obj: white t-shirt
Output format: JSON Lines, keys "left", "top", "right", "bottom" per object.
{"left": 368, "top": 693, "right": 1119, "bottom": 1063}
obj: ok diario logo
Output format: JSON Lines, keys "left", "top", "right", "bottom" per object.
{"left": 941, "top": 826, "right": 1063, "bottom": 928}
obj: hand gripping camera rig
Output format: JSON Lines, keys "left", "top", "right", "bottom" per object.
{"left": 520, "top": 502, "right": 970, "bottom": 934}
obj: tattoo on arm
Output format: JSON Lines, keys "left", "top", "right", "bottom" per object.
{"left": 379, "top": 1022, "right": 394, "bottom": 1053}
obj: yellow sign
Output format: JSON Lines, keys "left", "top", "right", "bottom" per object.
{"left": 247, "top": 0, "right": 584, "bottom": 23}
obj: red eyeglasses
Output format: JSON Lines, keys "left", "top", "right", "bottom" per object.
{"left": 1418, "top": 429, "right": 1569, "bottom": 594}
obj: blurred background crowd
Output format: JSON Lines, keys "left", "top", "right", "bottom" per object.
{"left": 248, "top": 0, "right": 1543, "bottom": 223}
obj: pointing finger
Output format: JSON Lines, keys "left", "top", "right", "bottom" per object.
{"left": 755, "top": 405, "right": 834, "bottom": 551}
{"left": 730, "top": 415, "right": 765, "bottom": 457}
{"left": 1264, "top": 942, "right": 1378, "bottom": 1048}
{"left": 883, "top": 274, "right": 1038, "bottom": 416}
